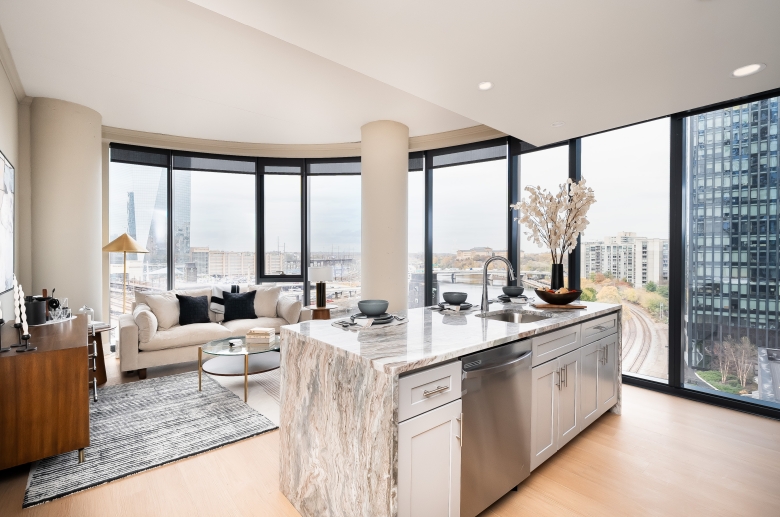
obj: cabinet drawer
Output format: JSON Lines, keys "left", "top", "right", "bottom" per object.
{"left": 531, "top": 325, "right": 581, "bottom": 367}
{"left": 581, "top": 312, "right": 618, "bottom": 345}
{"left": 399, "top": 361, "right": 462, "bottom": 422}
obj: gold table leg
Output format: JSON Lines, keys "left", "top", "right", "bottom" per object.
{"left": 244, "top": 354, "right": 249, "bottom": 402}
{"left": 78, "top": 449, "right": 85, "bottom": 463}
{"left": 198, "top": 347, "right": 202, "bottom": 392}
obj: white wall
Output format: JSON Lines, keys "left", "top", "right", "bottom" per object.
{"left": 30, "top": 98, "right": 103, "bottom": 318}
{"left": 0, "top": 58, "right": 19, "bottom": 318}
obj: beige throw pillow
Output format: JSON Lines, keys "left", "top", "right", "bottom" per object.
{"left": 133, "top": 303, "right": 158, "bottom": 343}
{"left": 247, "top": 285, "right": 282, "bottom": 318}
{"left": 145, "top": 291, "right": 180, "bottom": 330}
{"left": 277, "top": 296, "right": 302, "bottom": 325}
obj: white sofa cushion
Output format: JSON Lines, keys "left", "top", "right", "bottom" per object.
{"left": 221, "top": 317, "right": 289, "bottom": 336}
{"left": 277, "top": 296, "right": 303, "bottom": 325}
{"left": 132, "top": 303, "right": 158, "bottom": 343}
{"left": 145, "top": 291, "right": 180, "bottom": 330}
{"left": 139, "top": 322, "right": 231, "bottom": 352}
{"left": 247, "top": 285, "right": 282, "bottom": 318}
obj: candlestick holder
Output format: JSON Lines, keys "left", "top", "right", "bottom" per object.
{"left": 0, "top": 319, "right": 8, "bottom": 353}
{"left": 11, "top": 322, "right": 24, "bottom": 348}
{"left": 15, "top": 333, "right": 35, "bottom": 353}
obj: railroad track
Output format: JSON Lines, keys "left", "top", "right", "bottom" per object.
{"left": 622, "top": 310, "right": 638, "bottom": 362}
{"left": 627, "top": 306, "right": 653, "bottom": 373}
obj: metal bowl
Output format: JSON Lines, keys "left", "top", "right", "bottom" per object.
{"left": 502, "top": 286, "right": 525, "bottom": 297}
{"left": 534, "top": 289, "right": 581, "bottom": 305}
{"left": 357, "top": 299, "right": 389, "bottom": 316}
{"left": 442, "top": 292, "right": 468, "bottom": 305}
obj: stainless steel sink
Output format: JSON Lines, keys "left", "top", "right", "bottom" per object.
{"left": 476, "top": 311, "right": 550, "bottom": 324}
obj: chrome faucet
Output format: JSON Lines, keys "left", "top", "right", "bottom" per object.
{"left": 482, "top": 256, "right": 515, "bottom": 314}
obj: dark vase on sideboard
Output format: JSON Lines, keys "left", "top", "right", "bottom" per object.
{"left": 550, "top": 263, "right": 565, "bottom": 290}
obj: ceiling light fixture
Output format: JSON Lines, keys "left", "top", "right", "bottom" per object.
{"left": 551, "top": 121, "right": 565, "bottom": 127}
{"left": 478, "top": 81, "right": 493, "bottom": 91}
{"left": 732, "top": 63, "right": 766, "bottom": 78}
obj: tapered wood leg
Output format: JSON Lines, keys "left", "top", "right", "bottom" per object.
{"left": 137, "top": 368, "right": 147, "bottom": 379}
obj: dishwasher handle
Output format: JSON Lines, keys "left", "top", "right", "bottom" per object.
{"left": 462, "top": 350, "right": 532, "bottom": 379}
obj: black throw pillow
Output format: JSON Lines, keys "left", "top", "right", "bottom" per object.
{"left": 223, "top": 290, "right": 256, "bottom": 322}
{"left": 176, "top": 295, "right": 210, "bottom": 326}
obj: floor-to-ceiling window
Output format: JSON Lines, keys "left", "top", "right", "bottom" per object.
{"left": 108, "top": 146, "right": 169, "bottom": 339}
{"left": 518, "top": 145, "right": 569, "bottom": 289}
{"left": 684, "top": 96, "right": 780, "bottom": 409}
{"left": 408, "top": 153, "right": 425, "bottom": 308}
{"left": 582, "top": 118, "right": 671, "bottom": 382}
{"left": 172, "top": 154, "right": 256, "bottom": 289}
{"left": 307, "top": 160, "right": 361, "bottom": 312}
{"left": 431, "top": 142, "right": 508, "bottom": 305}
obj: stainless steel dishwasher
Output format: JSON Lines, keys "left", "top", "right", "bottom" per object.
{"left": 460, "top": 340, "right": 533, "bottom": 517}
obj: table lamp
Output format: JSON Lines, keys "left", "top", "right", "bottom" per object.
{"left": 103, "top": 233, "right": 149, "bottom": 313}
{"left": 308, "top": 266, "right": 334, "bottom": 308}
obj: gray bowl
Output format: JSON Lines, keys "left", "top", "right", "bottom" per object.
{"left": 357, "top": 299, "right": 389, "bottom": 317}
{"left": 442, "top": 292, "right": 468, "bottom": 305}
{"left": 502, "top": 286, "right": 525, "bottom": 297}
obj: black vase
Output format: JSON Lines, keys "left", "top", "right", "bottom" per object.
{"left": 550, "top": 264, "right": 565, "bottom": 290}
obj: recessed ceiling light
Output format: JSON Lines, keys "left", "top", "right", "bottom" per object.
{"left": 732, "top": 63, "right": 766, "bottom": 78}
{"left": 478, "top": 81, "right": 493, "bottom": 91}
{"left": 552, "top": 121, "right": 565, "bottom": 127}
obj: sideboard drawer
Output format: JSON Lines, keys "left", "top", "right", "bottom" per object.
{"left": 398, "top": 361, "right": 462, "bottom": 423}
{"left": 581, "top": 312, "right": 619, "bottom": 345}
{"left": 531, "top": 325, "right": 581, "bottom": 367}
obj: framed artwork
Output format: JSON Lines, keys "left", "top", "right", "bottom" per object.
{"left": 0, "top": 150, "right": 13, "bottom": 294}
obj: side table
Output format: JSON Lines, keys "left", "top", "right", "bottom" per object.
{"left": 304, "top": 304, "right": 338, "bottom": 320}
{"left": 89, "top": 323, "right": 115, "bottom": 387}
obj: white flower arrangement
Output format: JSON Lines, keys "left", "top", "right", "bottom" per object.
{"left": 510, "top": 178, "right": 596, "bottom": 265}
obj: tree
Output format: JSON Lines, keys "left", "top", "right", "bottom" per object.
{"left": 623, "top": 288, "right": 638, "bottom": 303}
{"left": 645, "top": 281, "right": 657, "bottom": 292}
{"left": 710, "top": 339, "right": 732, "bottom": 384}
{"left": 580, "top": 287, "right": 597, "bottom": 301}
{"left": 596, "top": 285, "right": 621, "bottom": 304}
{"left": 657, "top": 284, "right": 669, "bottom": 299}
{"left": 726, "top": 336, "right": 756, "bottom": 388}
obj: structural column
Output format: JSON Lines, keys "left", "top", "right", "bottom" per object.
{"left": 30, "top": 98, "right": 102, "bottom": 318}
{"left": 361, "top": 120, "right": 409, "bottom": 311}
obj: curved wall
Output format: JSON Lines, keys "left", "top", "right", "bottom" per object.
{"left": 31, "top": 98, "right": 102, "bottom": 317}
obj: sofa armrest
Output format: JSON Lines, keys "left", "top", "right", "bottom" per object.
{"left": 298, "top": 308, "right": 312, "bottom": 322}
{"left": 118, "top": 313, "right": 140, "bottom": 372}
{"left": 277, "top": 296, "right": 304, "bottom": 325}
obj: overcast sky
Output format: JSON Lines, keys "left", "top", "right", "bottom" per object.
{"left": 112, "top": 118, "right": 669, "bottom": 257}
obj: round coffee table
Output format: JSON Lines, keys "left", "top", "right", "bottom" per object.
{"left": 198, "top": 335, "right": 280, "bottom": 402}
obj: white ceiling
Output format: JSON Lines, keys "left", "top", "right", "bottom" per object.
{"left": 2, "top": 0, "right": 779, "bottom": 146}
{"left": 0, "top": 0, "right": 476, "bottom": 144}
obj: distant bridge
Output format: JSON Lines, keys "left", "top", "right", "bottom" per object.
{"left": 433, "top": 269, "right": 550, "bottom": 290}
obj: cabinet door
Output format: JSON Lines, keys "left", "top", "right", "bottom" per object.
{"left": 530, "top": 359, "right": 559, "bottom": 471}
{"left": 598, "top": 333, "right": 618, "bottom": 412}
{"left": 398, "top": 399, "right": 462, "bottom": 517}
{"left": 557, "top": 348, "right": 581, "bottom": 448}
{"left": 579, "top": 340, "right": 601, "bottom": 428}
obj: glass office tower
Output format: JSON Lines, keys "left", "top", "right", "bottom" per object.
{"left": 685, "top": 96, "right": 779, "bottom": 405}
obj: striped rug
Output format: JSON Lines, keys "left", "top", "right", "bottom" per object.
{"left": 23, "top": 371, "right": 277, "bottom": 508}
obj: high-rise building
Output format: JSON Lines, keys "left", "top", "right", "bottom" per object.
{"left": 580, "top": 232, "right": 668, "bottom": 288}
{"left": 126, "top": 192, "right": 137, "bottom": 260}
{"left": 686, "top": 96, "right": 780, "bottom": 371}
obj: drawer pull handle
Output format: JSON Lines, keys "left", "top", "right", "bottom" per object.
{"left": 592, "top": 325, "right": 608, "bottom": 331}
{"left": 423, "top": 385, "right": 449, "bottom": 397}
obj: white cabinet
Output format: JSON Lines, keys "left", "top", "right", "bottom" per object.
{"left": 579, "top": 333, "right": 618, "bottom": 428}
{"left": 530, "top": 348, "right": 581, "bottom": 471}
{"left": 398, "top": 399, "right": 462, "bottom": 517}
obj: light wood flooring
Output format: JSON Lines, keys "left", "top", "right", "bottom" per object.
{"left": 1, "top": 351, "right": 779, "bottom": 516}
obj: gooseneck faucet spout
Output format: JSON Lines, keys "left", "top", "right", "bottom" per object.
{"left": 481, "top": 256, "right": 515, "bottom": 314}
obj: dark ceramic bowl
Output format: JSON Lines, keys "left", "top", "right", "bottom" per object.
{"left": 502, "top": 286, "right": 525, "bottom": 297}
{"left": 534, "top": 289, "right": 581, "bottom": 305}
{"left": 357, "top": 299, "right": 389, "bottom": 316}
{"left": 442, "top": 292, "right": 468, "bottom": 305}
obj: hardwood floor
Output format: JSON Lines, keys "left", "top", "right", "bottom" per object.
{"left": 1, "top": 351, "right": 778, "bottom": 516}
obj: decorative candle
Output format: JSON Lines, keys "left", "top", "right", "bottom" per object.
{"left": 13, "top": 276, "right": 20, "bottom": 324}
{"left": 0, "top": 299, "right": 3, "bottom": 320}
{"left": 19, "top": 286, "right": 28, "bottom": 334}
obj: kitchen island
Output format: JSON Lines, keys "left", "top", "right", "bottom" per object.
{"left": 279, "top": 301, "right": 622, "bottom": 517}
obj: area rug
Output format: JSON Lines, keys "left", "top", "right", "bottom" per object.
{"left": 23, "top": 371, "right": 277, "bottom": 508}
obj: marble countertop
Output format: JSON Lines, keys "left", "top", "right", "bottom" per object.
{"left": 282, "top": 301, "right": 621, "bottom": 376}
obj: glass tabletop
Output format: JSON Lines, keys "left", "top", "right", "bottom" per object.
{"left": 201, "top": 335, "right": 280, "bottom": 356}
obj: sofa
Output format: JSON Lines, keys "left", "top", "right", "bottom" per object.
{"left": 118, "top": 285, "right": 311, "bottom": 377}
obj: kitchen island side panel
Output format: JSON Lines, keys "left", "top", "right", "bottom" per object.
{"left": 280, "top": 328, "right": 398, "bottom": 517}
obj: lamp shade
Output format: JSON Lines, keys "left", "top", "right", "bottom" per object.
{"left": 308, "top": 266, "right": 334, "bottom": 282}
{"left": 102, "top": 233, "right": 149, "bottom": 253}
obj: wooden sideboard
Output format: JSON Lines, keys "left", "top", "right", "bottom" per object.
{"left": 0, "top": 315, "right": 90, "bottom": 470}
